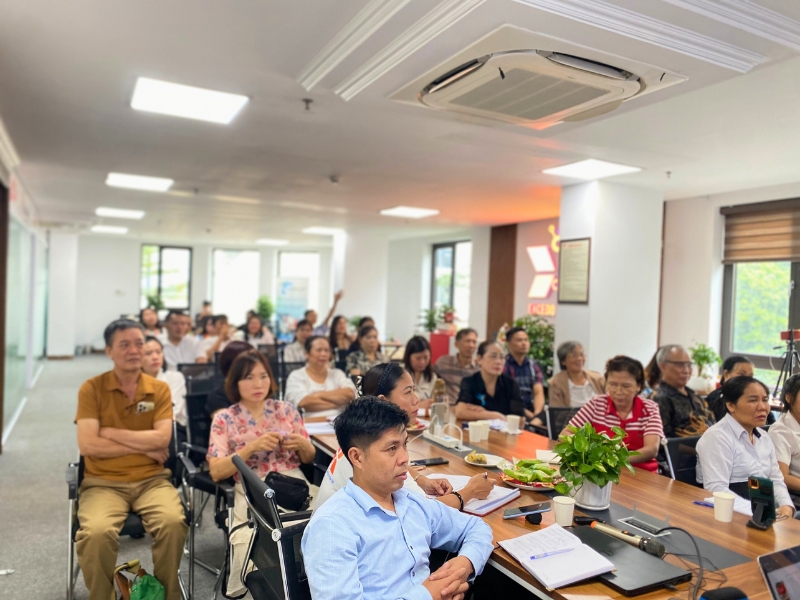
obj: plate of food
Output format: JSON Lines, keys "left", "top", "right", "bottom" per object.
{"left": 406, "top": 419, "right": 429, "bottom": 432}
{"left": 498, "top": 458, "right": 564, "bottom": 490}
{"left": 465, "top": 450, "right": 504, "bottom": 467}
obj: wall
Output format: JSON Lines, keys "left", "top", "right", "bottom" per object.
{"left": 47, "top": 232, "right": 79, "bottom": 356}
{"left": 513, "top": 218, "right": 559, "bottom": 322}
{"left": 660, "top": 180, "right": 800, "bottom": 351}
{"left": 487, "top": 225, "right": 517, "bottom": 337}
{"left": 340, "top": 230, "right": 389, "bottom": 335}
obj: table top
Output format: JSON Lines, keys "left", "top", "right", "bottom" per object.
{"left": 309, "top": 423, "right": 800, "bottom": 600}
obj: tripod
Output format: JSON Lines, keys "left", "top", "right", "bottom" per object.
{"left": 773, "top": 330, "right": 800, "bottom": 401}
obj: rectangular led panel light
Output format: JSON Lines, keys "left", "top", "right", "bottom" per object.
{"left": 131, "top": 77, "right": 249, "bottom": 124}
{"left": 302, "top": 227, "right": 345, "bottom": 236}
{"left": 256, "top": 238, "right": 290, "bottom": 246}
{"left": 106, "top": 172, "right": 174, "bottom": 192}
{"left": 95, "top": 207, "right": 145, "bottom": 220}
{"left": 91, "top": 225, "right": 129, "bottom": 235}
{"left": 379, "top": 205, "right": 440, "bottom": 219}
{"left": 543, "top": 159, "right": 641, "bottom": 180}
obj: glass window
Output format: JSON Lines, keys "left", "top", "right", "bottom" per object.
{"left": 431, "top": 241, "right": 472, "bottom": 326}
{"left": 5, "top": 217, "right": 31, "bottom": 440}
{"left": 732, "top": 261, "right": 790, "bottom": 356}
{"left": 278, "top": 252, "right": 320, "bottom": 311}
{"left": 140, "top": 245, "right": 192, "bottom": 310}
{"left": 212, "top": 249, "right": 260, "bottom": 324}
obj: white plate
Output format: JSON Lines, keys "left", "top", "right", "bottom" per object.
{"left": 465, "top": 453, "right": 504, "bottom": 468}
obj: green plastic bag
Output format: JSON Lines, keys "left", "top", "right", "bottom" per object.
{"left": 130, "top": 572, "right": 165, "bottom": 600}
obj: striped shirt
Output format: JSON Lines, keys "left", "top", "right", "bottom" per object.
{"left": 433, "top": 354, "right": 479, "bottom": 405}
{"left": 568, "top": 395, "right": 664, "bottom": 472}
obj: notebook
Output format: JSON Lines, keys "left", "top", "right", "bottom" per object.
{"left": 426, "top": 474, "right": 521, "bottom": 516}
{"left": 499, "top": 524, "right": 615, "bottom": 590}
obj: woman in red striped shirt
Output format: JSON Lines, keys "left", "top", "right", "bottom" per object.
{"left": 560, "top": 355, "right": 664, "bottom": 472}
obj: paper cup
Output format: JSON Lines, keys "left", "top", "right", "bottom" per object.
{"left": 478, "top": 421, "right": 490, "bottom": 441}
{"left": 507, "top": 415, "right": 521, "bottom": 434}
{"left": 713, "top": 491, "right": 736, "bottom": 522}
{"left": 468, "top": 422, "right": 481, "bottom": 442}
{"left": 553, "top": 496, "right": 576, "bottom": 527}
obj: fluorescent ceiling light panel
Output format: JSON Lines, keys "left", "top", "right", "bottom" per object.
{"left": 302, "top": 227, "right": 345, "bottom": 236}
{"left": 379, "top": 205, "right": 440, "bottom": 219}
{"left": 256, "top": 238, "right": 290, "bottom": 246}
{"left": 131, "top": 77, "right": 249, "bottom": 124}
{"left": 91, "top": 225, "right": 128, "bottom": 235}
{"left": 106, "top": 172, "right": 174, "bottom": 192}
{"left": 542, "top": 159, "right": 641, "bottom": 180}
{"left": 95, "top": 207, "right": 145, "bottom": 220}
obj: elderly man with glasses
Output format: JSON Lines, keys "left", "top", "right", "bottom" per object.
{"left": 651, "top": 344, "right": 715, "bottom": 438}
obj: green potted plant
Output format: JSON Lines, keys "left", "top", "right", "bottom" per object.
{"left": 499, "top": 315, "right": 555, "bottom": 378}
{"left": 419, "top": 309, "right": 437, "bottom": 333}
{"left": 688, "top": 342, "right": 721, "bottom": 394}
{"left": 146, "top": 294, "right": 165, "bottom": 311}
{"left": 553, "top": 423, "right": 637, "bottom": 510}
{"left": 256, "top": 295, "right": 274, "bottom": 326}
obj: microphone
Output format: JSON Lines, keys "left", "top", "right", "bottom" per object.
{"left": 591, "top": 521, "right": 666, "bottom": 558}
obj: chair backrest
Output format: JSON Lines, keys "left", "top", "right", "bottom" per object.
{"left": 178, "top": 363, "right": 220, "bottom": 394}
{"left": 258, "top": 344, "right": 280, "bottom": 361}
{"left": 334, "top": 360, "right": 347, "bottom": 373}
{"left": 185, "top": 391, "right": 212, "bottom": 450}
{"left": 546, "top": 406, "right": 581, "bottom": 440}
{"left": 232, "top": 455, "right": 311, "bottom": 600}
{"left": 333, "top": 348, "right": 351, "bottom": 362}
{"left": 282, "top": 362, "right": 306, "bottom": 380}
{"left": 663, "top": 436, "right": 702, "bottom": 486}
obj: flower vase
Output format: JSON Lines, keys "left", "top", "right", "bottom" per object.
{"left": 571, "top": 480, "right": 612, "bottom": 510}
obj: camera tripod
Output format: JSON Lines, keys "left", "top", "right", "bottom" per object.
{"left": 773, "top": 330, "right": 800, "bottom": 401}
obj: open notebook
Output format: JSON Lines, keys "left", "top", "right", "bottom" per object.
{"left": 426, "top": 474, "right": 521, "bottom": 516}
{"left": 499, "top": 524, "right": 614, "bottom": 590}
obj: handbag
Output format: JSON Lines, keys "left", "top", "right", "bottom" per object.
{"left": 265, "top": 471, "right": 311, "bottom": 511}
{"left": 113, "top": 559, "right": 165, "bottom": 600}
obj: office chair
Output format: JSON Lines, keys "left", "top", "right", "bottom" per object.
{"left": 545, "top": 406, "right": 581, "bottom": 440}
{"left": 661, "top": 436, "right": 702, "bottom": 487}
{"left": 178, "top": 363, "right": 221, "bottom": 395}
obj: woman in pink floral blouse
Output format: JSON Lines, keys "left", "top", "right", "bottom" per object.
{"left": 206, "top": 349, "right": 316, "bottom": 596}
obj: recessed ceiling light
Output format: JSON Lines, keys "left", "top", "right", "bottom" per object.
{"left": 542, "top": 159, "right": 641, "bottom": 180}
{"left": 131, "top": 77, "right": 249, "bottom": 124}
{"left": 91, "top": 225, "right": 128, "bottom": 235}
{"left": 380, "top": 206, "right": 440, "bottom": 219}
{"left": 256, "top": 238, "right": 290, "bottom": 246}
{"left": 106, "top": 172, "right": 174, "bottom": 192}
{"left": 95, "top": 207, "right": 145, "bottom": 220}
{"left": 302, "top": 227, "right": 345, "bottom": 236}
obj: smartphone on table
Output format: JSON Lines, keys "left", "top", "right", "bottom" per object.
{"left": 749, "top": 476, "right": 776, "bottom": 522}
{"left": 503, "top": 502, "right": 551, "bottom": 520}
{"left": 410, "top": 457, "right": 449, "bottom": 466}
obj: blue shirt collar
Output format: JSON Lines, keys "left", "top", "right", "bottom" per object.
{"left": 344, "top": 478, "right": 411, "bottom": 517}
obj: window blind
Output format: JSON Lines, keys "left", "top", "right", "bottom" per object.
{"left": 721, "top": 198, "right": 800, "bottom": 263}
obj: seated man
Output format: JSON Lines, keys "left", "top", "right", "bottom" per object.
{"left": 302, "top": 398, "right": 493, "bottom": 600}
{"left": 502, "top": 326, "right": 546, "bottom": 423}
{"left": 651, "top": 344, "right": 715, "bottom": 438}
{"left": 160, "top": 309, "right": 207, "bottom": 370}
{"left": 75, "top": 319, "right": 188, "bottom": 600}
{"left": 433, "top": 328, "right": 479, "bottom": 405}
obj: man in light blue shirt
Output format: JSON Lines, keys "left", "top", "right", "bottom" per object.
{"left": 302, "top": 397, "right": 493, "bottom": 600}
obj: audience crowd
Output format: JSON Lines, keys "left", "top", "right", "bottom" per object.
{"left": 75, "top": 294, "right": 796, "bottom": 600}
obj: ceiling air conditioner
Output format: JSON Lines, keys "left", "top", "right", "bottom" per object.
{"left": 418, "top": 51, "right": 643, "bottom": 130}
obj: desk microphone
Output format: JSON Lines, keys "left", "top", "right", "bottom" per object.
{"left": 591, "top": 522, "right": 666, "bottom": 558}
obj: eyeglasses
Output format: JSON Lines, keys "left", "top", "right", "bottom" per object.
{"left": 484, "top": 353, "right": 505, "bottom": 361}
{"left": 664, "top": 361, "right": 694, "bottom": 370}
{"left": 606, "top": 382, "right": 636, "bottom": 391}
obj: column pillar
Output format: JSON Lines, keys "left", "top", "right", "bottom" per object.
{"left": 339, "top": 230, "right": 389, "bottom": 335}
{"left": 47, "top": 231, "right": 78, "bottom": 357}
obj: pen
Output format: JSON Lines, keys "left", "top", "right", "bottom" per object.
{"left": 530, "top": 548, "right": 573, "bottom": 560}
{"left": 693, "top": 501, "right": 714, "bottom": 508}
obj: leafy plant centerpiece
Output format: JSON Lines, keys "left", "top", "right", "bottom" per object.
{"left": 688, "top": 342, "right": 721, "bottom": 378}
{"left": 553, "top": 423, "right": 637, "bottom": 496}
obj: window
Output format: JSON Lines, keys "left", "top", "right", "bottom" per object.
{"left": 212, "top": 249, "right": 260, "bottom": 324}
{"left": 722, "top": 261, "right": 798, "bottom": 392}
{"left": 431, "top": 241, "right": 472, "bottom": 325}
{"left": 278, "top": 252, "right": 321, "bottom": 311}
{"left": 140, "top": 245, "right": 192, "bottom": 310}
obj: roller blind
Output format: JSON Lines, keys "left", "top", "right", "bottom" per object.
{"left": 721, "top": 198, "right": 800, "bottom": 263}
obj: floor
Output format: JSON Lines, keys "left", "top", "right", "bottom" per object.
{"left": 0, "top": 355, "right": 226, "bottom": 600}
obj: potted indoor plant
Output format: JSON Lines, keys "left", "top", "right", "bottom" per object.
{"left": 553, "top": 423, "right": 637, "bottom": 510}
{"left": 688, "top": 342, "right": 721, "bottom": 395}
{"left": 419, "top": 309, "right": 437, "bottom": 334}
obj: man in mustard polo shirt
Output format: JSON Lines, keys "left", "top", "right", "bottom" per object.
{"left": 75, "top": 319, "right": 187, "bottom": 600}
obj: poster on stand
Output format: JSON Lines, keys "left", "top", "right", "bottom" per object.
{"left": 276, "top": 277, "right": 308, "bottom": 341}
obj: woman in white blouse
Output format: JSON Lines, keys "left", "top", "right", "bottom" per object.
{"left": 234, "top": 314, "right": 276, "bottom": 347}
{"left": 769, "top": 374, "right": 800, "bottom": 494}
{"left": 141, "top": 336, "right": 187, "bottom": 428}
{"left": 283, "top": 336, "right": 357, "bottom": 418}
{"left": 696, "top": 376, "right": 794, "bottom": 518}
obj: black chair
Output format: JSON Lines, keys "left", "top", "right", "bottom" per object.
{"left": 66, "top": 458, "right": 192, "bottom": 600}
{"left": 662, "top": 436, "right": 702, "bottom": 486}
{"left": 280, "top": 362, "right": 307, "bottom": 400}
{"left": 334, "top": 360, "right": 348, "bottom": 373}
{"left": 545, "top": 406, "right": 581, "bottom": 440}
{"left": 232, "top": 455, "right": 311, "bottom": 600}
{"left": 178, "top": 363, "right": 221, "bottom": 394}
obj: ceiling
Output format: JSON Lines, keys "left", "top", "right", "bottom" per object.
{"left": 1, "top": 0, "right": 799, "bottom": 245}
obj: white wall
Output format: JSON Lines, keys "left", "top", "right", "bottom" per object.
{"left": 340, "top": 230, "right": 389, "bottom": 335}
{"left": 660, "top": 180, "right": 800, "bottom": 351}
{"left": 47, "top": 232, "right": 79, "bottom": 356}
{"left": 556, "top": 182, "right": 664, "bottom": 372}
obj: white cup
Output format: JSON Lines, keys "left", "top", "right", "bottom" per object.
{"left": 553, "top": 496, "right": 576, "bottom": 527}
{"left": 507, "top": 415, "right": 521, "bottom": 434}
{"left": 478, "top": 421, "right": 490, "bottom": 441}
{"left": 468, "top": 422, "right": 481, "bottom": 442}
{"left": 713, "top": 491, "right": 736, "bottom": 522}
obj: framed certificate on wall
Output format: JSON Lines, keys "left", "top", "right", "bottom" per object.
{"left": 558, "top": 238, "right": 591, "bottom": 304}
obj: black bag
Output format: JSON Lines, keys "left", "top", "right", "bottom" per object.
{"left": 264, "top": 471, "right": 310, "bottom": 511}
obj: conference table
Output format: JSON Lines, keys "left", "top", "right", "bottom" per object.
{"left": 307, "top": 419, "right": 800, "bottom": 600}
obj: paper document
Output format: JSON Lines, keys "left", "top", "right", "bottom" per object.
{"left": 304, "top": 422, "right": 336, "bottom": 435}
{"left": 704, "top": 496, "right": 753, "bottom": 517}
{"left": 425, "top": 474, "right": 520, "bottom": 515}
{"left": 499, "top": 524, "right": 614, "bottom": 589}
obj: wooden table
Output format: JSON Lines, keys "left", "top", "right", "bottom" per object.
{"left": 310, "top": 424, "right": 800, "bottom": 600}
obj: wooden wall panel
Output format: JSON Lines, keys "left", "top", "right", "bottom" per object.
{"left": 487, "top": 224, "right": 517, "bottom": 339}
